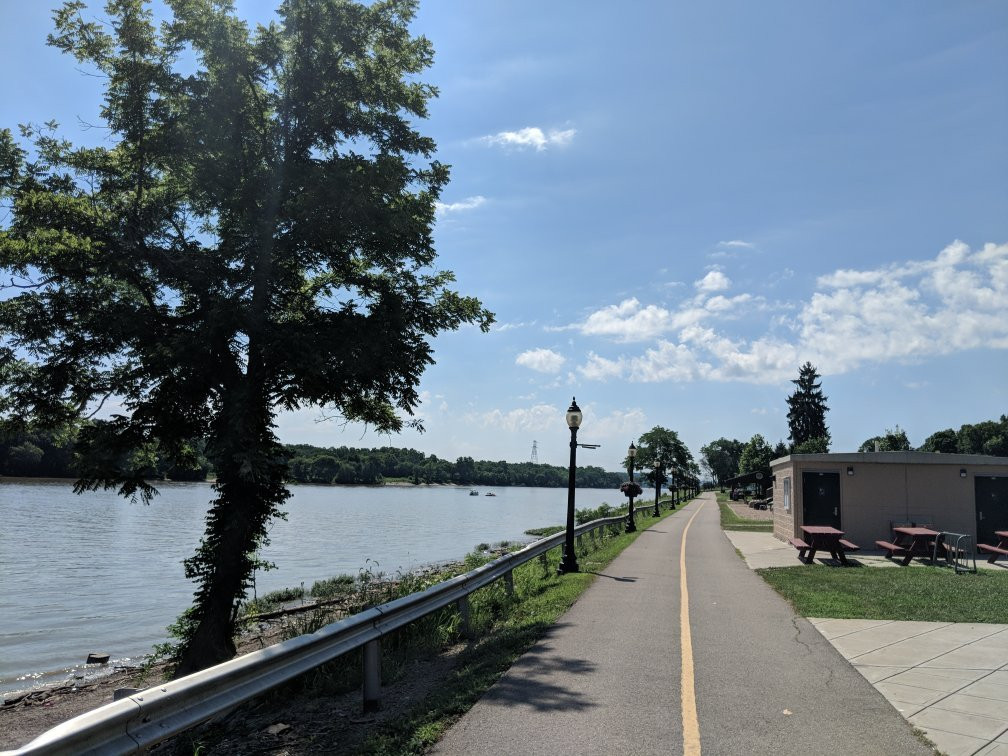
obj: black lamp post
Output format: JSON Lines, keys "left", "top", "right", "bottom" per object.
{"left": 625, "top": 442, "right": 637, "bottom": 533}
{"left": 558, "top": 397, "right": 583, "bottom": 574}
{"left": 653, "top": 464, "right": 662, "bottom": 518}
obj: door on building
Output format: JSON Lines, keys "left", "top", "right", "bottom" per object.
{"left": 802, "top": 471, "right": 842, "bottom": 529}
{"left": 975, "top": 476, "right": 1008, "bottom": 545}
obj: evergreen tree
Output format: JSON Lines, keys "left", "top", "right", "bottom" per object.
{"left": 0, "top": 0, "right": 492, "bottom": 675}
{"left": 786, "top": 362, "right": 831, "bottom": 451}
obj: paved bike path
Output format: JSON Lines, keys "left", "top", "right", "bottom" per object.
{"left": 433, "top": 493, "right": 932, "bottom": 755}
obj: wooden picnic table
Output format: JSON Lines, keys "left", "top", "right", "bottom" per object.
{"left": 797, "top": 525, "right": 854, "bottom": 565}
{"left": 876, "top": 526, "right": 939, "bottom": 566}
{"left": 978, "top": 530, "right": 1008, "bottom": 563}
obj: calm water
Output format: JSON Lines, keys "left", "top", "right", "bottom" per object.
{"left": 0, "top": 479, "right": 613, "bottom": 694}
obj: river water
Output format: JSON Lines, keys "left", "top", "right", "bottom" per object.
{"left": 0, "top": 479, "right": 614, "bottom": 694}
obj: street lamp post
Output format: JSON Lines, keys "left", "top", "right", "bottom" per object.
{"left": 558, "top": 397, "right": 583, "bottom": 574}
{"left": 653, "top": 464, "right": 662, "bottom": 518}
{"left": 625, "top": 442, "right": 637, "bottom": 533}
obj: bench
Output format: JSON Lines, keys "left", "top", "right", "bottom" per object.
{"left": 977, "top": 543, "right": 1008, "bottom": 563}
{"left": 788, "top": 536, "right": 810, "bottom": 560}
{"left": 875, "top": 540, "right": 906, "bottom": 558}
{"left": 838, "top": 539, "right": 860, "bottom": 552}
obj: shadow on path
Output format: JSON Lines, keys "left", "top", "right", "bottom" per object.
{"left": 588, "top": 571, "right": 636, "bottom": 582}
{"left": 481, "top": 641, "right": 598, "bottom": 713}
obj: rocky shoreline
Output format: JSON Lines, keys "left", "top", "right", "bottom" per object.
{"left": 0, "top": 547, "right": 522, "bottom": 751}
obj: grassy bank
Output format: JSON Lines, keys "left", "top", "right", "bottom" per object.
{"left": 758, "top": 564, "right": 1008, "bottom": 623}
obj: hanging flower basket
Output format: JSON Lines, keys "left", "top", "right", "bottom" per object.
{"left": 620, "top": 481, "right": 643, "bottom": 498}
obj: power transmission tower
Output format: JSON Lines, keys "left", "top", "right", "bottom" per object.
{"left": 531, "top": 440, "right": 539, "bottom": 464}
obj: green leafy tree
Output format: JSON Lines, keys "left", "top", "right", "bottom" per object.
{"left": 919, "top": 428, "right": 958, "bottom": 454}
{"left": 792, "top": 436, "right": 829, "bottom": 454}
{"left": 738, "top": 433, "right": 773, "bottom": 474}
{"left": 956, "top": 418, "right": 1008, "bottom": 456}
{"left": 0, "top": 0, "right": 491, "bottom": 675}
{"left": 859, "top": 427, "right": 911, "bottom": 452}
{"left": 633, "top": 426, "right": 693, "bottom": 508}
{"left": 699, "top": 437, "right": 744, "bottom": 486}
{"left": 786, "top": 362, "right": 830, "bottom": 451}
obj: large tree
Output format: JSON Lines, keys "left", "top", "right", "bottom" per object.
{"left": 919, "top": 428, "right": 958, "bottom": 454}
{"left": 786, "top": 362, "right": 830, "bottom": 451}
{"left": 858, "top": 427, "right": 911, "bottom": 453}
{"left": 738, "top": 433, "right": 774, "bottom": 475}
{"left": 0, "top": 0, "right": 491, "bottom": 676}
{"left": 699, "top": 437, "right": 744, "bottom": 486}
{"left": 632, "top": 426, "right": 693, "bottom": 510}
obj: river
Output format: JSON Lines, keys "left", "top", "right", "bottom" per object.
{"left": 0, "top": 478, "right": 615, "bottom": 694}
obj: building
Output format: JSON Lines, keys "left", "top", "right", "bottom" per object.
{"left": 770, "top": 452, "right": 1008, "bottom": 548}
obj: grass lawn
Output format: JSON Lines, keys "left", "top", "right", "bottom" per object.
{"left": 758, "top": 564, "right": 1008, "bottom": 624}
{"left": 717, "top": 491, "right": 773, "bottom": 532}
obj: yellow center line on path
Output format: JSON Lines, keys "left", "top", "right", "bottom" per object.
{"left": 680, "top": 502, "right": 705, "bottom": 756}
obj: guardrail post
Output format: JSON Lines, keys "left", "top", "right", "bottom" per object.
{"left": 539, "top": 552, "right": 549, "bottom": 573}
{"left": 363, "top": 639, "right": 381, "bottom": 712}
{"left": 457, "top": 596, "right": 472, "bottom": 638}
{"left": 504, "top": 569, "right": 514, "bottom": 596}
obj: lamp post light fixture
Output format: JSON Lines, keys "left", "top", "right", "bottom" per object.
{"left": 558, "top": 397, "right": 584, "bottom": 574}
{"left": 626, "top": 442, "right": 637, "bottom": 533}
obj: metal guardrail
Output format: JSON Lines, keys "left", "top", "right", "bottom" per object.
{"left": 4, "top": 506, "right": 658, "bottom": 755}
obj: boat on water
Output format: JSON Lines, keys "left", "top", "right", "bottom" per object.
{"left": 485, "top": 492, "right": 496, "bottom": 497}
{"left": 469, "top": 489, "right": 479, "bottom": 496}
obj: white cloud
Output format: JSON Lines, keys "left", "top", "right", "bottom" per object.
{"left": 494, "top": 320, "right": 534, "bottom": 333}
{"left": 480, "top": 126, "right": 576, "bottom": 151}
{"left": 719, "top": 240, "right": 755, "bottom": 249}
{"left": 515, "top": 348, "right": 566, "bottom": 374}
{"left": 470, "top": 404, "right": 558, "bottom": 432}
{"left": 589, "top": 407, "right": 648, "bottom": 439}
{"left": 573, "top": 297, "right": 711, "bottom": 342}
{"left": 695, "top": 270, "right": 731, "bottom": 292}
{"left": 435, "top": 195, "right": 486, "bottom": 216}
{"left": 574, "top": 241, "right": 1008, "bottom": 385}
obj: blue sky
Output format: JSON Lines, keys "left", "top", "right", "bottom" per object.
{"left": 2, "top": 1, "right": 1006, "bottom": 471}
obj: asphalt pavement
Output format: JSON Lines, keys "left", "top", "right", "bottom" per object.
{"left": 433, "top": 492, "right": 933, "bottom": 755}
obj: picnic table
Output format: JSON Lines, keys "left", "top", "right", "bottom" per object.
{"left": 790, "top": 525, "right": 859, "bottom": 565}
{"left": 977, "top": 530, "right": 1008, "bottom": 563}
{"left": 875, "top": 526, "right": 939, "bottom": 566}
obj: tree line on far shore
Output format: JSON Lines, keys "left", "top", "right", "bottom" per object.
{"left": 0, "top": 431, "right": 622, "bottom": 489}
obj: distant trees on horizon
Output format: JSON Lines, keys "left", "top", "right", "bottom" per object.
{"left": 0, "top": 431, "right": 623, "bottom": 489}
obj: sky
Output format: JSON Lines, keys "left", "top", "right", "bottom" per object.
{"left": 1, "top": 1, "right": 1006, "bottom": 472}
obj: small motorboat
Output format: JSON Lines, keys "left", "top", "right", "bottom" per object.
{"left": 485, "top": 492, "right": 496, "bottom": 497}
{"left": 469, "top": 489, "right": 479, "bottom": 496}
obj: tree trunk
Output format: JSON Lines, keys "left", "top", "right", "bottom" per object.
{"left": 173, "top": 388, "right": 288, "bottom": 678}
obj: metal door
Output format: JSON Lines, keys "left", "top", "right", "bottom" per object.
{"left": 802, "top": 471, "right": 841, "bottom": 528}
{"left": 975, "top": 476, "right": 1008, "bottom": 545}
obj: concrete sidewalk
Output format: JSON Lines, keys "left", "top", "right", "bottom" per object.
{"left": 726, "top": 530, "right": 1008, "bottom": 756}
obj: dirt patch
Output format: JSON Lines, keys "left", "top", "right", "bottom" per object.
{"left": 727, "top": 501, "right": 774, "bottom": 522}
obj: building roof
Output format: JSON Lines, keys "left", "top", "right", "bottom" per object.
{"left": 770, "top": 451, "right": 1008, "bottom": 468}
